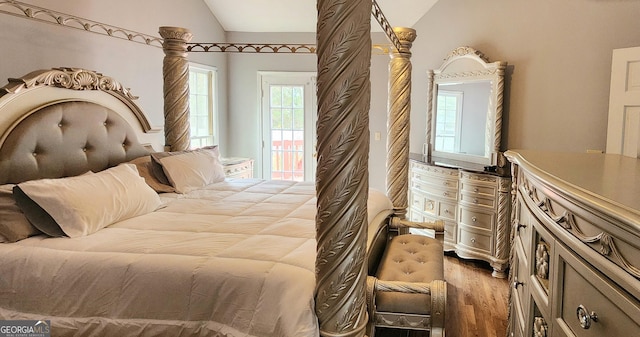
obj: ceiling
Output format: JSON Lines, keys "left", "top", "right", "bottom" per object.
{"left": 203, "top": 0, "right": 439, "bottom": 33}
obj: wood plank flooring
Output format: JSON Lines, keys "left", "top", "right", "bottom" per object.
{"left": 376, "top": 252, "right": 509, "bottom": 337}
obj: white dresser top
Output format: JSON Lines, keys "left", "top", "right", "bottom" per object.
{"left": 505, "top": 150, "right": 640, "bottom": 228}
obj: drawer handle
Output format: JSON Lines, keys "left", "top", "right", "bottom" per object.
{"left": 517, "top": 223, "right": 527, "bottom": 232}
{"left": 472, "top": 216, "right": 477, "bottom": 222}
{"left": 512, "top": 278, "right": 524, "bottom": 289}
{"left": 577, "top": 305, "right": 598, "bottom": 329}
{"left": 470, "top": 238, "right": 476, "bottom": 243}
{"left": 473, "top": 187, "right": 479, "bottom": 192}
{"left": 443, "top": 192, "right": 449, "bottom": 197}
{"left": 473, "top": 198, "right": 479, "bottom": 204}
{"left": 444, "top": 209, "right": 450, "bottom": 214}
{"left": 443, "top": 181, "right": 448, "bottom": 186}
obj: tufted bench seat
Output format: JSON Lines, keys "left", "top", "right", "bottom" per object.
{"left": 367, "top": 219, "right": 447, "bottom": 337}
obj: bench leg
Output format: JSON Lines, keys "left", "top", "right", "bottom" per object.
{"left": 430, "top": 280, "right": 447, "bottom": 334}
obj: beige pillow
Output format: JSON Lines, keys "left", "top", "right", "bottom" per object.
{"left": 127, "top": 156, "right": 175, "bottom": 193}
{"left": 151, "top": 146, "right": 225, "bottom": 194}
{"left": 15, "top": 164, "right": 162, "bottom": 238}
{"left": 0, "top": 184, "right": 41, "bottom": 242}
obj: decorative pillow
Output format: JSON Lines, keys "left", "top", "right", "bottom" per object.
{"left": 14, "top": 164, "right": 162, "bottom": 238}
{"left": 12, "top": 187, "right": 66, "bottom": 237}
{"left": 127, "top": 156, "right": 175, "bottom": 193}
{"left": 0, "top": 184, "right": 41, "bottom": 242}
{"left": 150, "top": 146, "right": 225, "bottom": 194}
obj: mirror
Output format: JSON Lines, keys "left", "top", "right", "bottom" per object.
{"left": 426, "top": 47, "right": 507, "bottom": 167}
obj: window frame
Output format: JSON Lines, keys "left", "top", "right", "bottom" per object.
{"left": 188, "top": 63, "right": 218, "bottom": 149}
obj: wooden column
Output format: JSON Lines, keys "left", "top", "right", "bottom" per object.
{"left": 159, "top": 26, "right": 192, "bottom": 151}
{"left": 386, "top": 27, "right": 416, "bottom": 220}
{"left": 315, "top": 0, "right": 371, "bottom": 336}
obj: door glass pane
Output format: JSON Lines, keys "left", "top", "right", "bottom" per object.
{"left": 269, "top": 84, "right": 305, "bottom": 181}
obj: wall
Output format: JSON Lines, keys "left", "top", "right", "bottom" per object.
{"left": 0, "top": 0, "right": 227, "bottom": 152}
{"left": 410, "top": 0, "right": 640, "bottom": 156}
{"left": 226, "top": 31, "right": 392, "bottom": 190}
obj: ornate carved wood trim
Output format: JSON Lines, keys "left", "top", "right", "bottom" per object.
{"left": 386, "top": 27, "right": 416, "bottom": 219}
{"left": 159, "top": 26, "right": 192, "bottom": 152}
{"left": 0, "top": 0, "right": 163, "bottom": 48}
{"left": 371, "top": 1, "right": 402, "bottom": 53}
{"left": 315, "top": 1, "right": 371, "bottom": 336}
{"left": 522, "top": 174, "right": 640, "bottom": 279}
{"left": 0, "top": 67, "right": 157, "bottom": 133}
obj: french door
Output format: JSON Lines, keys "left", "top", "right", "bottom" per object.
{"left": 260, "top": 72, "right": 317, "bottom": 181}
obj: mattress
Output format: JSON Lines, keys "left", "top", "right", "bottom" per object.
{"left": 0, "top": 179, "right": 393, "bottom": 337}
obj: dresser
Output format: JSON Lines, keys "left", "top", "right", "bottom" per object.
{"left": 505, "top": 150, "right": 640, "bottom": 337}
{"left": 221, "top": 157, "right": 254, "bottom": 178}
{"left": 408, "top": 155, "right": 511, "bottom": 278}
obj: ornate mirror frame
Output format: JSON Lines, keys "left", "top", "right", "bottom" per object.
{"left": 426, "top": 46, "right": 507, "bottom": 167}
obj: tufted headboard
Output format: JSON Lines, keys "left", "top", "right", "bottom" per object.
{"left": 0, "top": 68, "right": 162, "bottom": 185}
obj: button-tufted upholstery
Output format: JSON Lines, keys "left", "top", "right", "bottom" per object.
{"left": 0, "top": 101, "right": 150, "bottom": 184}
{"left": 375, "top": 234, "right": 444, "bottom": 314}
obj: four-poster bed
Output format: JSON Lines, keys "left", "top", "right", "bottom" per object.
{"left": 0, "top": 1, "right": 446, "bottom": 336}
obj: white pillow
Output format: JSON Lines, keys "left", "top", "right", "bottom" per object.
{"left": 16, "top": 164, "right": 161, "bottom": 238}
{"left": 158, "top": 148, "right": 226, "bottom": 193}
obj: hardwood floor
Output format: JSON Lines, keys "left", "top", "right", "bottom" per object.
{"left": 376, "top": 252, "right": 509, "bottom": 337}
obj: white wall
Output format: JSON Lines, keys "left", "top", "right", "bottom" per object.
{"left": 0, "top": 0, "right": 227, "bottom": 152}
{"left": 410, "top": 0, "right": 640, "bottom": 155}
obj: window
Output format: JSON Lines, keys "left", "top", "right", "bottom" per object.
{"left": 189, "top": 65, "right": 217, "bottom": 149}
{"left": 435, "top": 90, "right": 463, "bottom": 153}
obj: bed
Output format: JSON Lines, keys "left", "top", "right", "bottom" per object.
{"left": 0, "top": 67, "right": 395, "bottom": 336}
{"left": 0, "top": 1, "right": 431, "bottom": 337}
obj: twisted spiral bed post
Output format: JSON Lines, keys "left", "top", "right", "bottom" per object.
{"left": 315, "top": 0, "right": 372, "bottom": 336}
{"left": 386, "top": 27, "right": 416, "bottom": 220}
{"left": 159, "top": 26, "right": 193, "bottom": 151}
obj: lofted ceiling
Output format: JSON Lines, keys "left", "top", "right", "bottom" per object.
{"left": 203, "top": 0, "right": 438, "bottom": 33}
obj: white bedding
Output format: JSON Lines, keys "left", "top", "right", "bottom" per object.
{"left": 0, "top": 179, "right": 393, "bottom": 337}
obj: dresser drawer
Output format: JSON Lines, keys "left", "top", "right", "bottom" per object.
{"left": 438, "top": 201, "right": 456, "bottom": 220}
{"left": 411, "top": 161, "right": 458, "bottom": 183}
{"left": 458, "top": 227, "right": 492, "bottom": 253}
{"left": 509, "top": 247, "right": 531, "bottom": 336}
{"left": 459, "top": 192, "right": 495, "bottom": 209}
{"left": 411, "top": 180, "right": 458, "bottom": 202}
{"left": 552, "top": 244, "right": 640, "bottom": 337}
{"left": 222, "top": 158, "right": 254, "bottom": 178}
{"left": 411, "top": 170, "right": 458, "bottom": 189}
{"left": 460, "top": 180, "right": 496, "bottom": 197}
{"left": 459, "top": 206, "right": 494, "bottom": 230}
{"left": 514, "top": 194, "right": 534, "bottom": 260}
{"left": 411, "top": 192, "right": 436, "bottom": 215}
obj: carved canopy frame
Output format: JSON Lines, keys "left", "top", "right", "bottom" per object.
{"left": 159, "top": 2, "right": 416, "bottom": 336}
{"left": 0, "top": 1, "right": 417, "bottom": 336}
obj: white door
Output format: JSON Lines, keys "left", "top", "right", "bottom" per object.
{"left": 606, "top": 46, "right": 640, "bottom": 158}
{"left": 260, "top": 72, "right": 317, "bottom": 181}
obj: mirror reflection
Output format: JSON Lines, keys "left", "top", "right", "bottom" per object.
{"left": 434, "top": 81, "right": 491, "bottom": 157}
{"left": 426, "top": 46, "right": 506, "bottom": 167}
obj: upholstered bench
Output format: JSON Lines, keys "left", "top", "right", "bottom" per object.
{"left": 367, "top": 219, "right": 447, "bottom": 337}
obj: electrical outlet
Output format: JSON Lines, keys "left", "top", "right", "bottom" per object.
{"left": 374, "top": 132, "right": 381, "bottom": 141}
